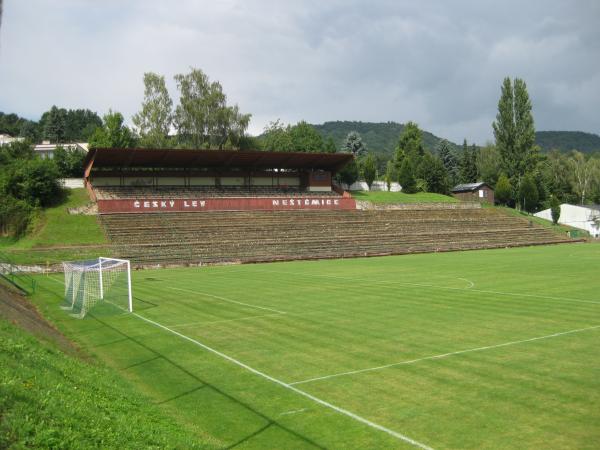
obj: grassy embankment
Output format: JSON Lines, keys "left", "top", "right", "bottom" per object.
{"left": 0, "top": 313, "right": 209, "bottom": 448}
{"left": 0, "top": 189, "right": 110, "bottom": 265}
{"left": 351, "top": 190, "right": 458, "bottom": 204}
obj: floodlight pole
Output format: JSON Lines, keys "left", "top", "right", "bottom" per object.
{"left": 98, "top": 257, "right": 104, "bottom": 300}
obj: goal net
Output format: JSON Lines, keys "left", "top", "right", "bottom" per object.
{"left": 62, "top": 257, "right": 132, "bottom": 318}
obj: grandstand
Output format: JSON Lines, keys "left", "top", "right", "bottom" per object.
{"left": 84, "top": 148, "right": 575, "bottom": 266}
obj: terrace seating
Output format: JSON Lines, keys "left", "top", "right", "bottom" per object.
{"left": 98, "top": 208, "right": 575, "bottom": 266}
{"left": 93, "top": 185, "right": 339, "bottom": 200}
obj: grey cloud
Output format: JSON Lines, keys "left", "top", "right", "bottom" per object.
{"left": 0, "top": 0, "right": 598, "bottom": 144}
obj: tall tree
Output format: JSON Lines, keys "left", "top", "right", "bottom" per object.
{"left": 88, "top": 110, "right": 136, "bottom": 149}
{"left": 459, "top": 139, "right": 478, "bottom": 183}
{"left": 492, "top": 77, "right": 537, "bottom": 183}
{"left": 343, "top": 131, "right": 367, "bottom": 157}
{"left": 324, "top": 136, "right": 337, "bottom": 153}
{"left": 361, "top": 153, "right": 377, "bottom": 189}
{"left": 174, "top": 67, "right": 250, "bottom": 149}
{"left": 569, "top": 151, "right": 599, "bottom": 204}
{"left": 133, "top": 72, "right": 173, "bottom": 148}
{"left": 397, "top": 121, "right": 424, "bottom": 162}
{"left": 418, "top": 152, "right": 449, "bottom": 194}
{"left": 436, "top": 139, "right": 459, "bottom": 187}
{"left": 42, "top": 106, "right": 68, "bottom": 143}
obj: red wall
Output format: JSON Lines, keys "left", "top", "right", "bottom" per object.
{"left": 98, "top": 197, "right": 356, "bottom": 214}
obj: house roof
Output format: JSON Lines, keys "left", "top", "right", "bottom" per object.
{"left": 84, "top": 148, "right": 354, "bottom": 172}
{"left": 451, "top": 182, "right": 490, "bottom": 193}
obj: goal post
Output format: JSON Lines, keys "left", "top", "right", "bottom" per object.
{"left": 62, "top": 257, "right": 132, "bottom": 318}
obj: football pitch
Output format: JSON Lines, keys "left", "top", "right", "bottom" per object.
{"left": 34, "top": 243, "right": 600, "bottom": 449}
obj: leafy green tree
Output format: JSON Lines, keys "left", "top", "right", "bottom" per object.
{"left": 42, "top": 106, "right": 68, "bottom": 143}
{"left": 459, "top": 140, "right": 478, "bottom": 183}
{"left": 361, "top": 153, "right": 377, "bottom": 189}
{"left": 343, "top": 131, "right": 367, "bottom": 157}
{"left": 397, "top": 121, "right": 424, "bottom": 162}
{"left": 569, "top": 150, "right": 599, "bottom": 204}
{"left": 418, "top": 152, "right": 449, "bottom": 194}
{"left": 437, "top": 139, "right": 459, "bottom": 187}
{"left": 336, "top": 159, "right": 360, "bottom": 187}
{"left": 174, "top": 67, "right": 251, "bottom": 149}
{"left": 261, "top": 120, "right": 293, "bottom": 151}
{"left": 64, "top": 109, "right": 102, "bottom": 141}
{"left": 53, "top": 146, "right": 86, "bottom": 177}
{"left": 550, "top": 195, "right": 561, "bottom": 224}
{"left": 476, "top": 144, "right": 501, "bottom": 187}
{"left": 289, "top": 121, "right": 324, "bottom": 152}
{"left": 324, "top": 137, "right": 337, "bottom": 153}
{"left": 518, "top": 173, "right": 539, "bottom": 212}
{"left": 88, "top": 111, "right": 136, "bottom": 149}
{"left": 492, "top": 77, "right": 537, "bottom": 184}
{"left": 495, "top": 173, "right": 512, "bottom": 205}
{"left": 385, "top": 160, "right": 394, "bottom": 191}
{"left": 398, "top": 158, "right": 417, "bottom": 193}
{"left": 133, "top": 72, "right": 173, "bottom": 148}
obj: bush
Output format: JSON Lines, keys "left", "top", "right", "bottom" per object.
{"left": 495, "top": 174, "right": 512, "bottom": 205}
{"left": 398, "top": 158, "right": 417, "bottom": 193}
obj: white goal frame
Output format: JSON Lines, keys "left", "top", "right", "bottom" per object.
{"left": 62, "top": 257, "right": 133, "bottom": 318}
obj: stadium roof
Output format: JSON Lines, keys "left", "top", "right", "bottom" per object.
{"left": 85, "top": 148, "right": 354, "bottom": 172}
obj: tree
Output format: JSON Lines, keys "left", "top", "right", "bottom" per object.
{"left": 361, "top": 153, "right": 377, "bottom": 189}
{"left": 336, "top": 159, "right": 360, "bottom": 188}
{"left": 437, "top": 139, "right": 459, "bottom": 187}
{"left": 495, "top": 173, "right": 512, "bottom": 205}
{"left": 343, "top": 131, "right": 367, "bottom": 157}
{"left": 518, "top": 173, "right": 539, "bottom": 212}
{"left": 569, "top": 150, "right": 599, "bottom": 204}
{"left": 398, "top": 158, "right": 417, "bottom": 193}
{"left": 385, "top": 160, "right": 394, "bottom": 191}
{"left": 53, "top": 146, "right": 86, "bottom": 177}
{"left": 88, "top": 110, "right": 136, "bottom": 149}
{"left": 174, "top": 67, "right": 251, "bottom": 149}
{"left": 289, "top": 121, "right": 324, "bottom": 152}
{"left": 418, "top": 152, "right": 449, "bottom": 194}
{"left": 550, "top": 195, "right": 561, "bottom": 225}
{"left": 476, "top": 144, "right": 501, "bottom": 187}
{"left": 397, "top": 122, "right": 424, "bottom": 161}
{"left": 261, "top": 120, "right": 293, "bottom": 151}
{"left": 324, "top": 137, "right": 337, "bottom": 153}
{"left": 132, "top": 72, "right": 173, "bottom": 148}
{"left": 459, "top": 140, "right": 478, "bottom": 183}
{"left": 42, "top": 106, "right": 68, "bottom": 143}
{"left": 492, "top": 77, "right": 537, "bottom": 184}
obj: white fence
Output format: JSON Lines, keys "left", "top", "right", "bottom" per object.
{"left": 60, "top": 178, "right": 84, "bottom": 189}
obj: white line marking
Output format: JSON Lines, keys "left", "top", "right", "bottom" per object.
{"left": 457, "top": 278, "right": 474, "bottom": 289}
{"left": 289, "top": 324, "right": 600, "bottom": 385}
{"left": 169, "top": 287, "right": 287, "bottom": 314}
{"left": 247, "top": 268, "right": 600, "bottom": 306}
{"left": 167, "top": 312, "right": 284, "bottom": 328}
{"left": 132, "top": 312, "right": 433, "bottom": 450}
{"left": 278, "top": 408, "right": 309, "bottom": 417}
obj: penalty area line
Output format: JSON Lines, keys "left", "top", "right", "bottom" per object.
{"left": 131, "top": 312, "right": 433, "bottom": 450}
{"left": 169, "top": 287, "right": 287, "bottom": 315}
{"left": 290, "top": 324, "right": 600, "bottom": 386}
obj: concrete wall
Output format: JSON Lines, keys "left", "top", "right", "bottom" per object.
{"left": 343, "top": 181, "right": 402, "bottom": 192}
{"left": 535, "top": 204, "right": 600, "bottom": 237}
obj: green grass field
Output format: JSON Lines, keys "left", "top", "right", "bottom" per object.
{"left": 31, "top": 244, "right": 600, "bottom": 449}
{"left": 351, "top": 191, "right": 458, "bottom": 204}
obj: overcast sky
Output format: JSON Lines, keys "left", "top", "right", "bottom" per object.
{"left": 1, "top": 0, "right": 599, "bottom": 144}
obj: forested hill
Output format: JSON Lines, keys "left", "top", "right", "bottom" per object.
{"left": 312, "top": 121, "right": 461, "bottom": 158}
{"left": 535, "top": 131, "right": 600, "bottom": 153}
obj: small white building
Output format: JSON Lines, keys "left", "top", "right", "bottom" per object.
{"left": 0, "top": 134, "right": 25, "bottom": 146}
{"left": 534, "top": 204, "right": 600, "bottom": 238}
{"left": 33, "top": 141, "right": 89, "bottom": 159}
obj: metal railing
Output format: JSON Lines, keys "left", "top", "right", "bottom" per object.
{"left": 0, "top": 250, "right": 37, "bottom": 295}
